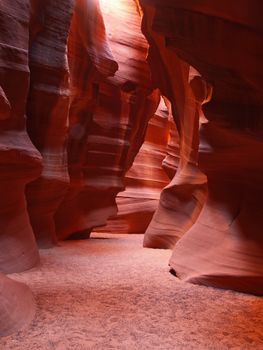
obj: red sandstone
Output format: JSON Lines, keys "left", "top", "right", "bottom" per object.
{"left": 0, "top": 0, "right": 262, "bottom": 336}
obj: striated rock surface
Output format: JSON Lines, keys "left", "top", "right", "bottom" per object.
{"left": 0, "top": 1, "right": 41, "bottom": 336}
{"left": 55, "top": 0, "right": 158, "bottom": 239}
{"left": 0, "top": 0, "right": 42, "bottom": 273}
{"left": 171, "top": 121, "right": 263, "bottom": 295}
{"left": 140, "top": 0, "right": 263, "bottom": 294}
{"left": 0, "top": 273, "right": 35, "bottom": 336}
{"left": 26, "top": 0, "right": 75, "bottom": 248}
{"left": 161, "top": 99, "right": 180, "bottom": 180}
{"left": 54, "top": 0, "right": 118, "bottom": 240}
{"left": 140, "top": 1, "right": 209, "bottom": 249}
{"left": 101, "top": 98, "right": 171, "bottom": 233}
{"left": 0, "top": 3, "right": 262, "bottom": 342}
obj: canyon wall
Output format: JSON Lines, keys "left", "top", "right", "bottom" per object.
{"left": 140, "top": 0, "right": 263, "bottom": 295}
{"left": 0, "top": 0, "right": 262, "bottom": 337}
{"left": 0, "top": 0, "right": 42, "bottom": 275}
{"left": 140, "top": 2, "right": 209, "bottom": 250}
{"left": 100, "top": 98, "right": 174, "bottom": 233}
{"left": 0, "top": 0, "right": 41, "bottom": 336}
{"left": 26, "top": 0, "right": 75, "bottom": 248}
{"left": 55, "top": 0, "right": 158, "bottom": 240}
{"left": 0, "top": 0, "right": 157, "bottom": 335}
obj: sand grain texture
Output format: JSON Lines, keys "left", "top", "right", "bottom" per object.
{"left": 1, "top": 234, "right": 263, "bottom": 350}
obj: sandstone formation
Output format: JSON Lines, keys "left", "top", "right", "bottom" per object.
{"left": 54, "top": 0, "right": 118, "bottom": 241}
{"left": 140, "top": 0, "right": 263, "bottom": 294}
{"left": 141, "top": 2, "right": 209, "bottom": 249}
{"left": 26, "top": 0, "right": 75, "bottom": 248}
{"left": 161, "top": 99, "right": 180, "bottom": 180}
{"left": 0, "top": 0, "right": 42, "bottom": 274}
{"left": 0, "top": 0, "right": 263, "bottom": 337}
{"left": 170, "top": 122, "right": 263, "bottom": 295}
{"left": 101, "top": 98, "right": 171, "bottom": 233}
{"left": 0, "top": 1, "right": 41, "bottom": 335}
{"left": 0, "top": 273, "right": 35, "bottom": 337}
{"left": 55, "top": 0, "right": 158, "bottom": 239}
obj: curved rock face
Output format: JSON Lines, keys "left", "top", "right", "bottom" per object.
{"left": 54, "top": 0, "right": 118, "bottom": 241}
{"left": 0, "top": 273, "right": 35, "bottom": 336}
{"left": 171, "top": 122, "right": 263, "bottom": 295}
{"left": 0, "top": 0, "right": 42, "bottom": 273}
{"left": 140, "top": 2, "right": 209, "bottom": 249}
{"left": 55, "top": 0, "right": 158, "bottom": 239}
{"left": 0, "top": 1, "right": 40, "bottom": 336}
{"left": 140, "top": 0, "right": 263, "bottom": 294}
{"left": 161, "top": 100, "right": 180, "bottom": 180}
{"left": 101, "top": 98, "right": 171, "bottom": 233}
{"left": 25, "top": 0, "right": 75, "bottom": 248}
{"left": 0, "top": 2, "right": 262, "bottom": 340}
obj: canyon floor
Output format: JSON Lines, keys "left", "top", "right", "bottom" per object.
{"left": 1, "top": 233, "right": 263, "bottom": 350}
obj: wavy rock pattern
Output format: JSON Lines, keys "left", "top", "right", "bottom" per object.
{"left": 161, "top": 99, "right": 180, "bottom": 180}
{"left": 0, "top": 0, "right": 42, "bottom": 274}
{"left": 102, "top": 98, "right": 172, "bottom": 233}
{"left": 54, "top": 0, "right": 118, "bottom": 241}
{"left": 26, "top": 0, "right": 75, "bottom": 248}
{"left": 55, "top": 0, "right": 158, "bottom": 239}
{"left": 140, "top": 1, "right": 209, "bottom": 249}
{"left": 0, "top": 0, "right": 263, "bottom": 338}
{"left": 0, "top": 2, "right": 40, "bottom": 335}
{"left": 140, "top": 0, "right": 263, "bottom": 294}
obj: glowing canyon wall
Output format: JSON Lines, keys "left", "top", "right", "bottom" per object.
{"left": 139, "top": 0, "right": 263, "bottom": 295}
{"left": 100, "top": 99, "right": 177, "bottom": 234}
{"left": 0, "top": 0, "right": 158, "bottom": 335}
{"left": 0, "top": 0, "right": 262, "bottom": 337}
{"left": 55, "top": 0, "right": 158, "bottom": 241}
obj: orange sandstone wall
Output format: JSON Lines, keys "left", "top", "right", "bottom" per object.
{"left": 100, "top": 98, "right": 173, "bottom": 233}
{"left": 139, "top": 0, "right": 263, "bottom": 295}
{"left": 55, "top": 0, "right": 158, "bottom": 239}
{"left": 0, "top": 0, "right": 159, "bottom": 334}
{"left": 0, "top": 0, "right": 262, "bottom": 337}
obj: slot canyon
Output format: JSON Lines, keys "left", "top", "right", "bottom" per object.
{"left": 0, "top": 0, "right": 263, "bottom": 348}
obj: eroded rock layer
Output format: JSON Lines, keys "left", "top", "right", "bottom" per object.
{"left": 0, "top": 1, "right": 263, "bottom": 338}
{"left": 171, "top": 122, "right": 263, "bottom": 295}
{"left": 55, "top": 0, "right": 158, "bottom": 239}
{"left": 140, "top": 0, "right": 263, "bottom": 294}
{"left": 54, "top": 0, "right": 119, "bottom": 240}
{"left": 101, "top": 98, "right": 171, "bottom": 233}
{"left": 140, "top": 1, "right": 209, "bottom": 249}
{"left": 26, "top": 0, "right": 75, "bottom": 248}
{"left": 0, "top": 0, "right": 42, "bottom": 273}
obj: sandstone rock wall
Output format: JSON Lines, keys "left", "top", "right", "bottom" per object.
{"left": 54, "top": 0, "right": 119, "bottom": 240}
{"left": 140, "top": 1, "right": 209, "bottom": 249}
{"left": 0, "top": 0, "right": 158, "bottom": 334}
{"left": 55, "top": 0, "right": 158, "bottom": 240}
{"left": 0, "top": 0, "right": 42, "bottom": 274}
{"left": 140, "top": 0, "right": 263, "bottom": 295}
{"left": 0, "top": 0, "right": 41, "bottom": 335}
{"left": 0, "top": 0, "right": 262, "bottom": 337}
{"left": 26, "top": 0, "right": 75, "bottom": 248}
{"left": 100, "top": 98, "right": 173, "bottom": 233}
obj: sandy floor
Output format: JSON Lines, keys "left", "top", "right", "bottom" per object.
{"left": 1, "top": 233, "right": 263, "bottom": 350}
